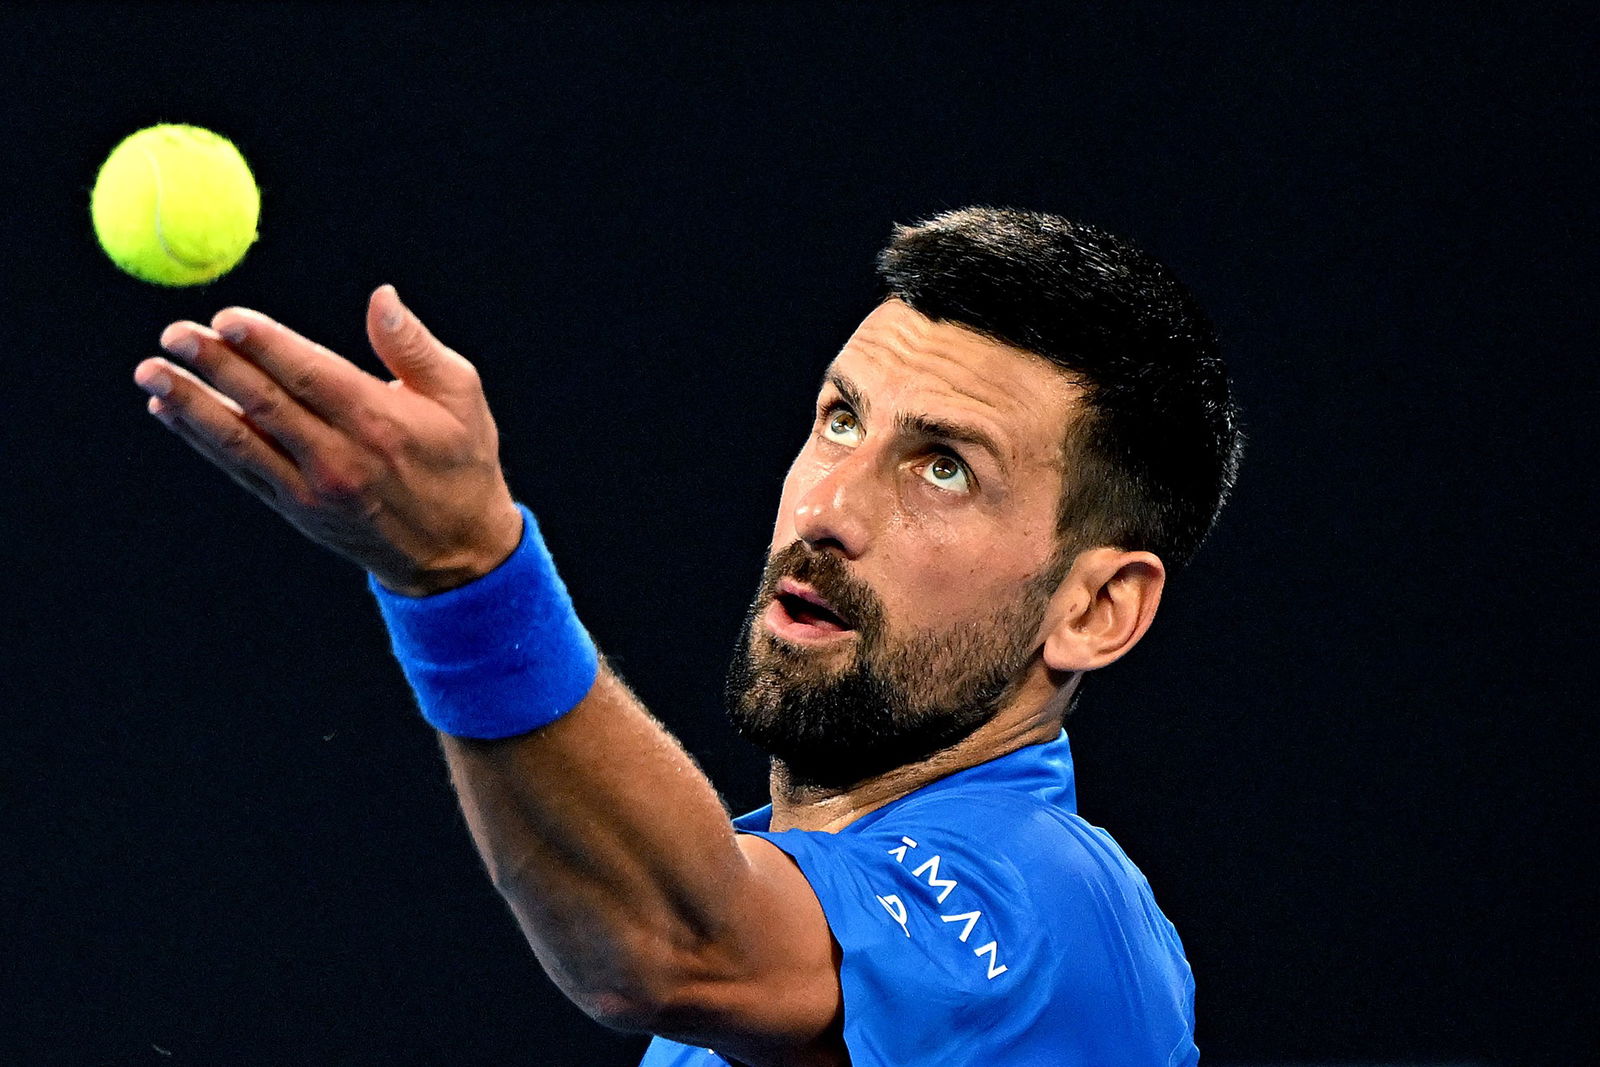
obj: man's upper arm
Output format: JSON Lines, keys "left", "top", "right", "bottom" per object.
{"left": 640, "top": 835, "right": 845, "bottom": 1067}
{"left": 730, "top": 804, "right": 1063, "bottom": 1067}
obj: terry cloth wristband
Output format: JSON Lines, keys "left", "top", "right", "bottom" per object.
{"left": 367, "top": 504, "right": 599, "bottom": 739}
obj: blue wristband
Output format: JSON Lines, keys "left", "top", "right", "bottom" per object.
{"left": 367, "top": 504, "right": 599, "bottom": 739}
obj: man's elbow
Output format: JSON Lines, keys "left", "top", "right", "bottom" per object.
{"left": 552, "top": 933, "right": 730, "bottom": 1035}
{"left": 567, "top": 966, "right": 722, "bottom": 1036}
{"left": 572, "top": 983, "right": 667, "bottom": 1034}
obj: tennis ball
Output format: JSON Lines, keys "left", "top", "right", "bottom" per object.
{"left": 90, "top": 124, "right": 260, "bottom": 286}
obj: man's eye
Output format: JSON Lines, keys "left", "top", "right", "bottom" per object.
{"left": 921, "top": 455, "right": 971, "bottom": 493}
{"left": 822, "top": 408, "right": 863, "bottom": 445}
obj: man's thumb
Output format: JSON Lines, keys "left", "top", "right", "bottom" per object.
{"left": 366, "top": 285, "right": 474, "bottom": 397}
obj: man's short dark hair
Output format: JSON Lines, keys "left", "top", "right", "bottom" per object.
{"left": 876, "top": 206, "right": 1243, "bottom": 569}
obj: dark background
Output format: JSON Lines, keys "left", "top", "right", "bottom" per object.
{"left": 1, "top": 3, "right": 1591, "bottom": 1064}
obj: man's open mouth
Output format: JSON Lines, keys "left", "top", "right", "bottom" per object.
{"left": 766, "top": 579, "right": 856, "bottom": 640}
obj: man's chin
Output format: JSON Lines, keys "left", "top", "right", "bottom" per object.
{"left": 725, "top": 609, "right": 1022, "bottom": 792}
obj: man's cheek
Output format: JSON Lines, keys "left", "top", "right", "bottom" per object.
{"left": 882, "top": 569, "right": 991, "bottom": 631}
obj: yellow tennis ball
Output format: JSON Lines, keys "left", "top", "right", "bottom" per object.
{"left": 90, "top": 124, "right": 260, "bottom": 286}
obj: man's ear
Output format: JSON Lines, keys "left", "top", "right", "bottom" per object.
{"left": 1041, "top": 548, "right": 1166, "bottom": 674}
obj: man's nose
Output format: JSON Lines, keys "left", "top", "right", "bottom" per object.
{"left": 792, "top": 451, "right": 878, "bottom": 559}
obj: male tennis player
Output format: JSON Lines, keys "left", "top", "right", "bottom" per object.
{"left": 135, "top": 207, "right": 1241, "bottom": 1065}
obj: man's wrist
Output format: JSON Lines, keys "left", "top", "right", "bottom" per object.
{"left": 368, "top": 503, "right": 599, "bottom": 739}
{"left": 370, "top": 500, "right": 527, "bottom": 597}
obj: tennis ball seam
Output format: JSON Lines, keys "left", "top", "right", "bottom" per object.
{"left": 137, "top": 141, "right": 219, "bottom": 271}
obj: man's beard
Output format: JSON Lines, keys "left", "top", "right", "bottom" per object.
{"left": 724, "top": 541, "right": 1063, "bottom": 792}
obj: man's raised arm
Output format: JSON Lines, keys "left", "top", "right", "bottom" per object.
{"left": 133, "top": 286, "right": 842, "bottom": 1066}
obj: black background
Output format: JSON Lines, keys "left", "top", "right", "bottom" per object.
{"left": 1, "top": 3, "right": 1591, "bottom": 1065}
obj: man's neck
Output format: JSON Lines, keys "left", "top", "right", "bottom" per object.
{"left": 765, "top": 709, "right": 1062, "bottom": 833}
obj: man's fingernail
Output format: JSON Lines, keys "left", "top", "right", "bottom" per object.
{"left": 219, "top": 322, "right": 248, "bottom": 344}
{"left": 381, "top": 287, "right": 403, "bottom": 331}
{"left": 137, "top": 368, "right": 174, "bottom": 397}
{"left": 161, "top": 331, "right": 199, "bottom": 360}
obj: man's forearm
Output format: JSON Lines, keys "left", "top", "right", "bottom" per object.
{"left": 366, "top": 502, "right": 844, "bottom": 1061}
{"left": 438, "top": 663, "right": 760, "bottom": 1026}
{"left": 366, "top": 505, "right": 774, "bottom": 1027}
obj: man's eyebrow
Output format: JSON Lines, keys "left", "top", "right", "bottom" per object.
{"left": 821, "top": 370, "right": 868, "bottom": 416}
{"left": 821, "top": 370, "right": 1010, "bottom": 475}
{"left": 898, "top": 413, "right": 1010, "bottom": 475}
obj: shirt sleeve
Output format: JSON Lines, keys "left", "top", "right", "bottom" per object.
{"left": 742, "top": 799, "right": 1057, "bottom": 1066}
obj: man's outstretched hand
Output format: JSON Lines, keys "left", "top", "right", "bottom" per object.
{"left": 134, "top": 285, "right": 525, "bottom": 597}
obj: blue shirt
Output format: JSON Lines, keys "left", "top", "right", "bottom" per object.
{"left": 640, "top": 732, "right": 1197, "bottom": 1066}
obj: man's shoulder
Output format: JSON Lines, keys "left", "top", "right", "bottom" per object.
{"left": 858, "top": 775, "right": 1168, "bottom": 935}
{"left": 868, "top": 774, "right": 1112, "bottom": 878}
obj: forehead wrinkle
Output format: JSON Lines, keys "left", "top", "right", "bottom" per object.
{"left": 832, "top": 327, "right": 1007, "bottom": 416}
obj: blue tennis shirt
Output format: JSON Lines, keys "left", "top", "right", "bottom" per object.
{"left": 640, "top": 732, "right": 1197, "bottom": 1066}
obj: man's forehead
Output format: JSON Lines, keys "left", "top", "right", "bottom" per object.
{"left": 836, "top": 298, "right": 992, "bottom": 360}
{"left": 826, "top": 300, "right": 1080, "bottom": 421}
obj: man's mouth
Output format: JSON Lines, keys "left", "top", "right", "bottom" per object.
{"left": 764, "top": 579, "right": 857, "bottom": 643}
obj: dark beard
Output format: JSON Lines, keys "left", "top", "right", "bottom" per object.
{"left": 724, "top": 541, "right": 1059, "bottom": 792}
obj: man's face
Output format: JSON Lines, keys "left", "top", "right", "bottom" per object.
{"left": 726, "top": 299, "right": 1081, "bottom": 789}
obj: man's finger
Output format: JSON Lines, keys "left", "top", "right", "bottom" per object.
{"left": 135, "top": 358, "right": 308, "bottom": 501}
{"left": 158, "top": 322, "right": 349, "bottom": 466}
{"left": 204, "top": 306, "right": 390, "bottom": 426}
{"left": 365, "top": 285, "right": 478, "bottom": 401}
{"left": 149, "top": 397, "right": 293, "bottom": 507}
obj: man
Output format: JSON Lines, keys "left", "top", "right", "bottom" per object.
{"left": 134, "top": 207, "right": 1242, "bottom": 1065}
